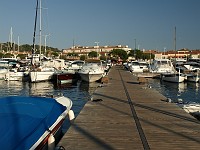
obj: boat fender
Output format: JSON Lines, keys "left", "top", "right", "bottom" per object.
{"left": 68, "top": 110, "right": 75, "bottom": 121}
{"left": 48, "top": 134, "right": 55, "bottom": 150}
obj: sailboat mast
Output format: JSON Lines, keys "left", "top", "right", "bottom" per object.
{"left": 174, "top": 26, "right": 177, "bottom": 61}
{"left": 32, "top": 0, "right": 39, "bottom": 54}
{"left": 39, "top": 0, "right": 42, "bottom": 59}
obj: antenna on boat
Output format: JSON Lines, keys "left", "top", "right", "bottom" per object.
{"left": 32, "top": 0, "right": 39, "bottom": 65}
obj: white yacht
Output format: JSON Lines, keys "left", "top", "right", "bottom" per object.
{"left": 30, "top": 65, "right": 56, "bottom": 82}
{"left": 78, "top": 63, "right": 104, "bottom": 82}
{"left": 150, "top": 59, "right": 175, "bottom": 74}
{"left": 129, "top": 61, "right": 143, "bottom": 73}
{"left": 160, "top": 71, "right": 185, "bottom": 83}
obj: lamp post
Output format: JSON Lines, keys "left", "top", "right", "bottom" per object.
{"left": 44, "top": 34, "right": 50, "bottom": 57}
{"left": 134, "top": 39, "right": 136, "bottom": 59}
{"left": 95, "top": 41, "right": 99, "bottom": 59}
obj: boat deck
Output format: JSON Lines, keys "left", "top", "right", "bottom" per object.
{"left": 58, "top": 65, "right": 200, "bottom": 149}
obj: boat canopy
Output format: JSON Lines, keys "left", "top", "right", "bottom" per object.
{"left": 0, "top": 96, "right": 67, "bottom": 150}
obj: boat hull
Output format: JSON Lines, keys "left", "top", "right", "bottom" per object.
{"left": 30, "top": 71, "right": 55, "bottom": 82}
{"left": 53, "top": 72, "right": 77, "bottom": 84}
{"left": 161, "top": 73, "right": 185, "bottom": 83}
{"left": 185, "top": 74, "right": 199, "bottom": 82}
{"left": 5, "top": 71, "right": 30, "bottom": 81}
{"left": 79, "top": 73, "right": 103, "bottom": 82}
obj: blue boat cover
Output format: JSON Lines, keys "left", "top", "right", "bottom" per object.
{"left": 0, "top": 96, "right": 67, "bottom": 150}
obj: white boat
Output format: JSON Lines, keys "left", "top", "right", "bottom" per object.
{"left": 65, "top": 60, "right": 85, "bottom": 73}
{"left": 160, "top": 27, "right": 185, "bottom": 83}
{"left": 179, "top": 102, "right": 200, "bottom": 114}
{"left": 129, "top": 61, "right": 143, "bottom": 73}
{"left": 53, "top": 69, "right": 78, "bottom": 84}
{"left": 30, "top": 66, "right": 56, "bottom": 82}
{"left": 78, "top": 63, "right": 104, "bottom": 82}
{"left": 0, "top": 60, "right": 9, "bottom": 80}
{"left": 161, "top": 72, "right": 185, "bottom": 83}
{"left": 185, "top": 73, "right": 199, "bottom": 82}
{"left": 160, "top": 70, "right": 185, "bottom": 83}
{"left": 5, "top": 69, "right": 29, "bottom": 81}
{"left": 150, "top": 59, "right": 175, "bottom": 74}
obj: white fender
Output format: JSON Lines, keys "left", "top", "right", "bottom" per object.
{"left": 68, "top": 110, "right": 75, "bottom": 121}
{"left": 48, "top": 134, "right": 55, "bottom": 150}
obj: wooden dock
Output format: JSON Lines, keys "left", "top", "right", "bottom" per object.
{"left": 58, "top": 65, "right": 200, "bottom": 150}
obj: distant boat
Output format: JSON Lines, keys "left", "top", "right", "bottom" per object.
{"left": 30, "top": 0, "right": 55, "bottom": 83}
{"left": 30, "top": 66, "right": 56, "bottom": 82}
{"left": 78, "top": 62, "right": 105, "bottom": 82}
{"left": 0, "top": 95, "right": 74, "bottom": 150}
{"left": 5, "top": 69, "right": 29, "bottom": 81}
{"left": 129, "top": 61, "right": 144, "bottom": 73}
{"left": 150, "top": 59, "right": 175, "bottom": 74}
{"left": 53, "top": 69, "right": 78, "bottom": 84}
{"left": 160, "top": 27, "right": 185, "bottom": 83}
{"left": 179, "top": 102, "right": 200, "bottom": 114}
{"left": 0, "top": 60, "right": 9, "bottom": 80}
{"left": 160, "top": 71, "right": 185, "bottom": 83}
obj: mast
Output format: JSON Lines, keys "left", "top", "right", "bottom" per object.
{"left": 174, "top": 26, "right": 176, "bottom": 61}
{"left": 32, "top": 0, "right": 39, "bottom": 65}
{"left": 39, "top": 0, "right": 42, "bottom": 60}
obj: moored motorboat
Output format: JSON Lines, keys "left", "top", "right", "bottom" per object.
{"left": 179, "top": 102, "right": 200, "bottom": 114}
{"left": 53, "top": 69, "right": 78, "bottom": 84}
{"left": 78, "top": 63, "right": 105, "bottom": 82}
{"left": 185, "top": 73, "right": 199, "bottom": 82}
{"left": 160, "top": 71, "right": 185, "bottom": 83}
{"left": 0, "top": 95, "right": 74, "bottom": 150}
{"left": 30, "top": 66, "right": 56, "bottom": 82}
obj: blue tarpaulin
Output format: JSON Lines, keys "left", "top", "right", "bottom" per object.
{"left": 0, "top": 96, "right": 66, "bottom": 150}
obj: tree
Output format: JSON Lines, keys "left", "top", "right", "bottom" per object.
{"left": 80, "top": 55, "right": 86, "bottom": 61}
{"left": 109, "top": 49, "right": 128, "bottom": 61}
{"left": 67, "top": 53, "right": 78, "bottom": 57}
{"left": 17, "top": 54, "right": 27, "bottom": 59}
{"left": 88, "top": 51, "right": 97, "bottom": 58}
{"left": 100, "top": 55, "right": 106, "bottom": 61}
{"left": 51, "top": 51, "right": 59, "bottom": 58}
{"left": 4, "top": 53, "right": 14, "bottom": 58}
{"left": 0, "top": 52, "right": 4, "bottom": 58}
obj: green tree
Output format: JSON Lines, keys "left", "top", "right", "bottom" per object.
{"left": 67, "top": 53, "right": 78, "bottom": 57}
{"left": 51, "top": 51, "right": 59, "bottom": 58}
{"left": 110, "top": 49, "right": 128, "bottom": 61}
{"left": 4, "top": 53, "right": 14, "bottom": 58}
{"left": 0, "top": 52, "right": 4, "bottom": 58}
{"left": 17, "top": 54, "right": 27, "bottom": 59}
{"left": 88, "top": 51, "right": 97, "bottom": 58}
{"left": 100, "top": 55, "right": 106, "bottom": 61}
{"left": 80, "top": 55, "right": 86, "bottom": 61}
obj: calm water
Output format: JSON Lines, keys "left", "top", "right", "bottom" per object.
{"left": 0, "top": 80, "right": 101, "bottom": 117}
{"left": 148, "top": 79, "right": 200, "bottom": 103}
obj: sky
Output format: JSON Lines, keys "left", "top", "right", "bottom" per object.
{"left": 0, "top": 0, "right": 200, "bottom": 51}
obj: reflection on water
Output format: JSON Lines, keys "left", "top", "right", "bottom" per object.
{"left": 149, "top": 79, "right": 200, "bottom": 103}
{"left": 0, "top": 80, "right": 100, "bottom": 117}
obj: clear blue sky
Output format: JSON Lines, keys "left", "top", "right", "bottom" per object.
{"left": 0, "top": 0, "right": 200, "bottom": 51}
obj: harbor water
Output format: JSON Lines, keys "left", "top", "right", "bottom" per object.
{"left": 148, "top": 78, "right": 200, "bottom": 103}
{"left": 0, "top": 80, "right": 101, "bottom": 119}
{"left": 1, "top": 77, "right": 200, "bottom": 108}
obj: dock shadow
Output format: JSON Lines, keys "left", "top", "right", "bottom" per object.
{"left": 126, "top": 81, "right": 139, "bottom": 84}
{"left": 71, "top": 124, "right": 115, "bottom": 150}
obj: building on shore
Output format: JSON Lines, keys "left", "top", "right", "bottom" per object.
{"left": 62, "top": 45, "right": 131, "bottom": 60}
{"left": 144, "top": 49, "right": 200, "bottom": 60}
